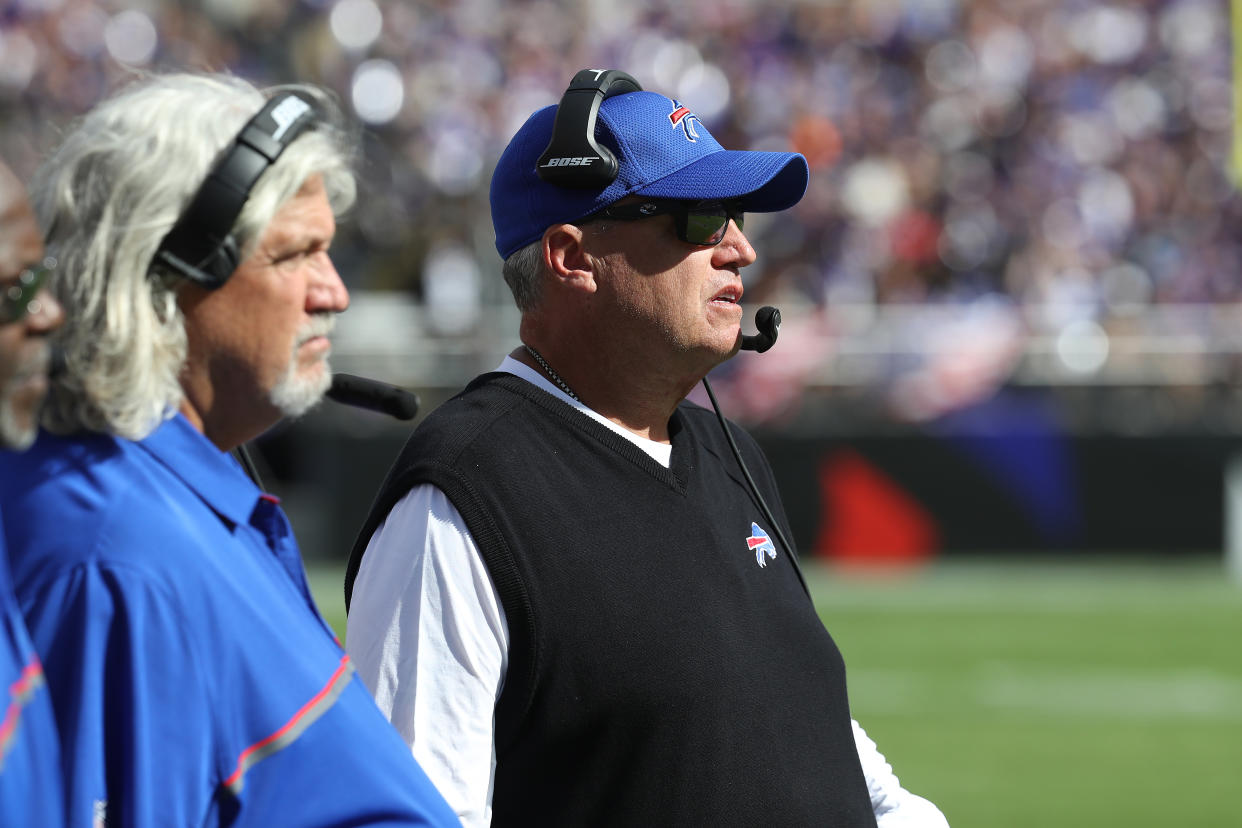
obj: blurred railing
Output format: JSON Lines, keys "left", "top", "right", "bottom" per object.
{"left": 332, "top": 292, "right": 1242, "bottom": 390}
{"left": 279, "top": 293, "right": 1242, "bottom": 560}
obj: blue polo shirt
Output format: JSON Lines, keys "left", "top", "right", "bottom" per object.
{"left": 0, "top": 507, "right": 64, "bottom": 826}
{"left": 0, "top": 414, "right": 458, "bottom": 827}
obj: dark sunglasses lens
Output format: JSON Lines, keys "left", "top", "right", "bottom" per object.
{"left": 2, "top": 264, "right": 50, "bottom": 323}
{"left": 684, "top": 209, "right": 731, "bottom": 245}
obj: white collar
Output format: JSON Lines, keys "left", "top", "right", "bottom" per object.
{"left": 497, "top": 355, "right": 673, "bottom": 468}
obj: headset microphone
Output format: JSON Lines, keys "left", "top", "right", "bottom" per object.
{"left": 326, "top": 373, "right": 420, "bottom": 421}
{"left": 703, "top": 301, "right": 808, "bottom": 597}
{"left": 739, "top": 306, "right": 781, "bottom": 353}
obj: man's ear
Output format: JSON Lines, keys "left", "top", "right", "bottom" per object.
{"left": 542, "top": 223, "right": 597, "bottom": 292}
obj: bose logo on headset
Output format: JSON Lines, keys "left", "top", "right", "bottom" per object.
{"left": 539, "top": 157, "right": 599, "bottom": 168}
{"left": 153, "top": 91, "right": 321, "bottom": 291}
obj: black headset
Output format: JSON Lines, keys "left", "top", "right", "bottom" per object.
{"left": 538, "top": 69, "right": 807, "bottom": 596}
{"left": 536, "top": 69, "right": 644, "bottom": 189}
{"left": 153, "top": 91, "right": 321, "bottom": 291}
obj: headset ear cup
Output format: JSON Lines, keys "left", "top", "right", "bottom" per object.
{"left": 536, "top": 69, "right": 642, "bottom": 189}
{"left": 595, "top": 145, "right": 619, "bottom": 182}
{"left": 152, "top": 251, "right": 193, "bottom": 284}
{"left": 152, "top": 234, "right": 236, "bottom": 291}
{"left": 212, "top": 235, "right": 241, "bottom": 284}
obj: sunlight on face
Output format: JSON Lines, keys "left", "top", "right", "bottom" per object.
{"left": 268, "top": 311, "right": 336, "bottom": 417}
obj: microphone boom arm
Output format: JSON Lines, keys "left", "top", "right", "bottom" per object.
{"left": 325, "top": 374, "right": 420, "bottom": 421}
{"left": 739, "top": 306, "right": 781, "bottom": 353}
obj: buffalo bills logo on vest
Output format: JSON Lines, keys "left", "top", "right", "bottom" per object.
{"left": 668, "top": 99, "right": 701, "bottom": 142}
{"left": 746, "top": 522, "right": 778, "bottom": 567}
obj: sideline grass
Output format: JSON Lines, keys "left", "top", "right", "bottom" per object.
{"left": 809, "top": 559, "right": 1242, "bottom": 828}
{"left": 309, "top": 558, "right": 1242, "bottom": 827}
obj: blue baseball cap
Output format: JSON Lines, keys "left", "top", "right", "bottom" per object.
{"left": 490, "top": 90, "right": 810, "bottom": 259}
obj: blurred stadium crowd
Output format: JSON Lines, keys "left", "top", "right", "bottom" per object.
{"left": 0, "top": 0, "right": 1237, "bottom": 427}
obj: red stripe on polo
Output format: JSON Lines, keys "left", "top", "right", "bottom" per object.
{"left": 223, "top": 654, "right": 354, "bottom": 792}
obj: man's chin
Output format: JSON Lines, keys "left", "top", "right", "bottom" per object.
{"left": 269, "top": 362, "right": 332, "bottom": 419}
{"left": 0, "top": 401, "right": 37, "bottom": 451}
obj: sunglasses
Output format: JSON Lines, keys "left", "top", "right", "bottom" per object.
{"left": 590, "top": 200, "right": 745, "bottom": 246}
{"left": 0, "top": 257, "right": 55, "bottom": 325}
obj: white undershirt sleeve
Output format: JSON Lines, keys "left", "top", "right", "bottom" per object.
{"left": 345, "top": 484, "right": 507, "bottom": 828}
{"left": 853, "top": 718, "right": 950, "bottom": 827}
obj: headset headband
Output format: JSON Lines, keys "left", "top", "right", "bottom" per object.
{"left": 535, "top": 69, "right": 642, "bottom": 189}
{"left": 154, "top": 91, "right": 321, "bottom": 290}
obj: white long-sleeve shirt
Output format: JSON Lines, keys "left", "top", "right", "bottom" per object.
{"left": 346, "top": 358, "right": 949, "bottom": 827}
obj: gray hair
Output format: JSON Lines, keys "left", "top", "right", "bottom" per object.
{"left": 502, "top": 216, "right": 615, "bottom": 313}
{"left": 32, "top": 73, "right": 357, "bottom": 439}
{"left": 501, "top": 240, "right": 544, "bottom": 313}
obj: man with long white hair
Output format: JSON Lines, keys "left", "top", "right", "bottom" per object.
{"left": 0, "top": 158, "right": 66, "bottom": 827}
{"left": 0, "top": 74, "right": 458, "bottom": 827}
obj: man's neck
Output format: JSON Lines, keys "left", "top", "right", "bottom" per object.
{"left": 178, "top": 391, "right": 279, "bottom": 453}
{"left": 510, "top": 344, "right": 701, "bottom": 445}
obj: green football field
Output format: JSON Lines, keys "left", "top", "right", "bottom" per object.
{"left": 308, "top": 558, "right": 1242, "bottom": 827}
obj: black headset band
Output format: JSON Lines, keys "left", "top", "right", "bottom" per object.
{"left": 154, "top": 91, "right": 321, "bottom": 290}
{"left": 536, "top": 69, "right": 642, "bottom": 190}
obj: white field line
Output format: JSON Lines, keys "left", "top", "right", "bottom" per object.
{"left": 805, "top": 572, "right": 1241, "bottom": 613}
{"left": 813, "top": 591, "right": 1235, "bottom": 613}
{"left": 848, "top": 666, "right": 1242, "bottom": 721}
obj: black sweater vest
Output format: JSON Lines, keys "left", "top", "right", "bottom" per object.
{"left": 346, "top": 374, "right": 876, "bottom": 827}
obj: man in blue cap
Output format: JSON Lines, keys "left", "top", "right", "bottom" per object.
{"left": 346, "top": 72, "right": 949, "bottom": 827}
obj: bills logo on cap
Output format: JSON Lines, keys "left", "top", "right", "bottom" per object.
{"left": 746, "top": 522, "right": 778, "bottom": 567}
{"left": 668, "top": 99, "right": 701, "bottom": 142}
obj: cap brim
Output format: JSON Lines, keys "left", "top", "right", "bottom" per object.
{"left": 634, "top": 149, "right": 809, "bottom": 213}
